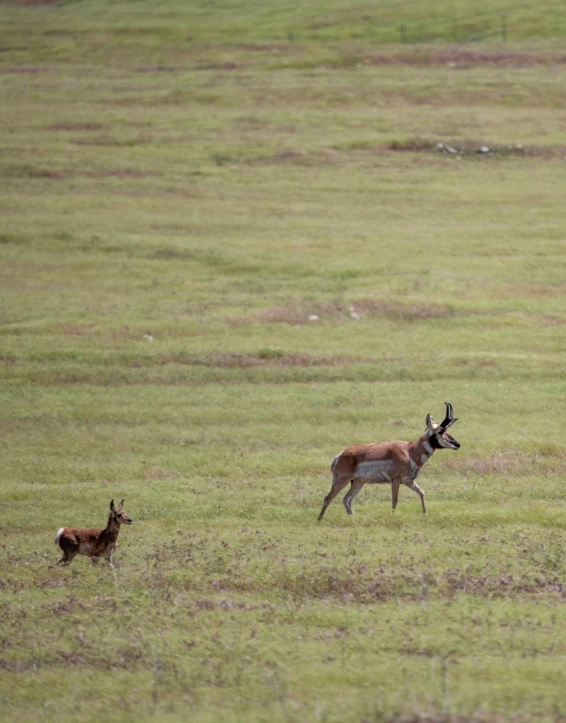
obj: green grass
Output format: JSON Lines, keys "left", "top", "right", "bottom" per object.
{"left": 2, "top": 1, "right": 566, "bottom": 721}
{"left": 4, "top": 0, "right": 566, "bottom": 48}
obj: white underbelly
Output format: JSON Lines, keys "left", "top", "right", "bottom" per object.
{"left": 354, "top": 460, "right": 394, "bottom": 482}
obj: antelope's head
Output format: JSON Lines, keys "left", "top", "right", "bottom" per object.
{"left": 110, "top": 499, "right": 133, "bottom": 525}
{"left": 426, "top": 402, "right": 460, "bottom": 450}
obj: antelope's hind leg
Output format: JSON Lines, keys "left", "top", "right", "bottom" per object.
{"left": 343, "top": 480, "right": 365, "bottom": 516}
{"left": 318, "top": 477, "right": 350, "bottom": 520}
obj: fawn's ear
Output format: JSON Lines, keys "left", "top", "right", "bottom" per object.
{"left": 118, "top": 499, "right": 124, "bottom": 509}
{"left": 110, "top": 499, "right": 115, "bottom": 511}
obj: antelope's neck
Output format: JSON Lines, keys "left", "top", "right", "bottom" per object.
{"left": 409, "top": 431, "right": 435, "bottom": 469}
{"left": 103, "top": 515, "right": 120, "bottom": 540}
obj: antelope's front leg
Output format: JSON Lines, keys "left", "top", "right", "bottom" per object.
{"left": 408, "top": 480, "right": 427, "bottom": 515}
{"left": 391, "top": 478, "right": 401, "bottom": 510}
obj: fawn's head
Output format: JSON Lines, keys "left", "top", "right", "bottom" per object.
{"left": 426, "top": 402, "right": 460, "bottom": 451}
{"left": 110, "top": 499, "right": 133, "bottom": 525}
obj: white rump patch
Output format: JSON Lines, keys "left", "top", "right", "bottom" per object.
{"left": 55, "top": 528, "right": 65, "bottom": 546}
{"left": 331, "top": 451, "right": 344, "bottom": 471}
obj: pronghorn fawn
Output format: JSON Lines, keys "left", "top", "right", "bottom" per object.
{"left": 318, "top": 403, "right": 460, "bottom": 520}
{"left": 54, "top": 499, "right": 132, "bottom": 568}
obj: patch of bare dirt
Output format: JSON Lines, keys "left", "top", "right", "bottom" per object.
{"left": 0, "top": 659, "right": 38, "bottom": 672}
{"left": 388, "top": 138, "right": 566, "bottom": 159}
{"left": 231, "top": 299, "right": 468, "bottom": 327}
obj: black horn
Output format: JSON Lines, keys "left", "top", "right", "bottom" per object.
{"left": 439, "top": 402, "right": 457, "bottom": 431}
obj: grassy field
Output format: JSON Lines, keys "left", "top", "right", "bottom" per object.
{"left": 2, "top": 1, "right": 566, "bottom": 721}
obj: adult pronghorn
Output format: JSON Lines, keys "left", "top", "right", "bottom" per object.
{"left": 318, "top": 403, "right": 460, "bottom": 520}
{"left": 54, "top": 499, "right": 132, "bottom": 568}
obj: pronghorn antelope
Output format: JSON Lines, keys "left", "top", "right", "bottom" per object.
{"left": 318, "top": 403, "right": 460, "bottom": 520}
{"left": 54, "top": 499, "right": 132, "bottom": 568}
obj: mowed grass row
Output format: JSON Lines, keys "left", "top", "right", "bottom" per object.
{"left": 2, "top": 0, "right": 566, "bottom": 720}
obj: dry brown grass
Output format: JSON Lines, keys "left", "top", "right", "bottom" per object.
{"left": 142, "top": 467, "right": 183, "bottom": 480}
{"left": 249, "top": 148, "right": 351, "bottom": 167}
{"left": 237, "top": 561, "right": 566, "bottom": 604}
{"left": 537, "top": 315, "right": 566, "bottom": 326}
{"left": 465, "top": 454, "right": 525, "bottom": 476}
{"left": 0, "top": 0, "right": 59, "bottom": 5}
{"left": 0, "top": 164, "right": 153, "bottom": 180}
{"left": 446, "top": 451, "right": 566, "bottom": 476}
{"left": 366, "top": 50, "right": 566, "bottom": 68}
{"left": 388, "top": 715, "right": 565, "bottom": 723}
{"left": 45, "top": 123, "right": 105, "bottom": 132}
{"left": 189, "top": 352, "right": 363, "bottom": 367}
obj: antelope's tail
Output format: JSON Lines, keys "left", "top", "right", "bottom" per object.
{"left": 331, "top": 451, "right": 343, "bottom": 473}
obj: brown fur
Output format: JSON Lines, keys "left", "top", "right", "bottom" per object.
{"left": 54, "top": 499, "right": 132, "bottom": 567}
{"left": 319, "top": 409, "right": 460, "bottom": 520}
{"left": 332, "top": 440, "right": 421, "bottom": 476}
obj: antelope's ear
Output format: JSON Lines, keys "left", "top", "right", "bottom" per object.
{"left": 118, "top": 499, "right": 124, "bottom": 509}
{"left": 426, "top": 414, "right": 434, "bottom": 431}
{"left": 110, "top": 499, "right": 115, "bottom": 511}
